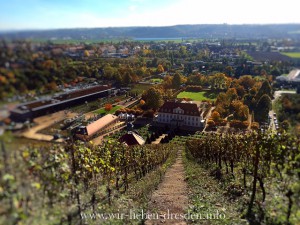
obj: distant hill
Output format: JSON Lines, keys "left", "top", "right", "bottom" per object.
{"left": 1, "top": 24, "right": 300, "bottom": 40}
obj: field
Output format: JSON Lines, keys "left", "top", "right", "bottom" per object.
{"left": 177, "top": 91, "right": 218, "bottom": 101}
{"left": 93, "top": 105, "right": 121, "bottom": 115}
{"left": 281, "top": 52, "right": 300, "bottom": 58}
{"left": 247, "top": 51, "right": 292, "bottom": 61}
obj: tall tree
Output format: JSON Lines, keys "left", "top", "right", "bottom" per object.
{"left": 172, "top": 73, "right": 181, "bottom": 89}
{"left": 255, "top": 94, "right": 272, "bottom": 122}
{"left": 255, "top": 80, "right": 272, "bottom": 101}
{"left": 157, "top": 64, "right": 164, "bottom": 74}
{"left": 142, "top": 87, "right": 163, "bottom": 110}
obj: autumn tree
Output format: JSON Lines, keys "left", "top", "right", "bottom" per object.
{"left": 105, "top": 104, "right": 113, "bottom": 112}
{"left": 142, "top": 87, "right": 163, "bottom": 110}
{"left": 163, "top": 75, "right": 173, "bottom": 89}
{"left": 215, "top": 88, "right": 240, "bottom": 118}
{"left": 139, "top": 100, "right": 145, "bottom": 106}
{"left": 231, "top": 100, "right": 249, "bottom": 121}
{"left": 157, "top": 64, "right": 164, "bottom": 74}
{"left": 209, "top": 73, "right": 230, "bottom": 90}
{"left": 237, "top": 75, "right": 256, "bottom": 90}
{"left": 226, "top": 88, "right": 238, "bottom": 101}
{"left": 172, "top": 73, "right": 182, "bottom": 89}
{"left": 83, "top": 50, "right": 90, "bottom": 57}
{"left": 211, "top": 111, "right": 221, "bottom": 123}
{"left": 43, "top": 60, "right": 57, "bottom": 71}
{"left": 45, "top": 81, "right": 58, "bottom": 91}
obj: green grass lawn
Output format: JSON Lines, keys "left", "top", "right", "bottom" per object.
{"left": 150, "top": 78, "right": 163, "bottom": 83}
{"left": 177, "top": 91, "right": 218, "bottom": 101}
{"left": 93, "top": 105, "right": 121, "bottom": 115}
{"left": 281, "top": 52, "right": 300, "bottom": 58}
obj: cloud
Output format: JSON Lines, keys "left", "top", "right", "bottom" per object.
{"left": 128, "top": 5, "right": 137, "bottom": 12}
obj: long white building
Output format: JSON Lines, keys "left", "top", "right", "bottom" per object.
{"left": 156, "top": 101, "right": 203, "bottom": 127}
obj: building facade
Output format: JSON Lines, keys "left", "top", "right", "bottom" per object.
{"left": 156, "top": 101, "right": 203, "bottom": 128}
{"left": 75, "top": 114, "right": 119, "bottom": 141}
{"left": 10, "top": 85, "right": 114, "bottom": 122}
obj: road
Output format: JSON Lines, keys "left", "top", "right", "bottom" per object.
{"left": 269, "top": 90, "right": 296, "bottom": 131}
{"left": 273, "top": 90, "right": 296, "bottom": 100}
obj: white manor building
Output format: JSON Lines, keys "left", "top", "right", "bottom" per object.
{"left": 156, "top": 101, "right": 204, "bottom": 128}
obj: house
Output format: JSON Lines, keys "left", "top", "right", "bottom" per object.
{"left": 119, "top": 131, "right": 145, "bottom": 146}
{"left": 10, "top": 85, "right": 112, "bottom": 122}
{"left": 276, "top": 69, "right": 300, "bottom": 89}
{"left": 156, "top": 101, "right": 203, "bottom": 128}
{"left": 75, "top": 114, "right": 119, "bottom": 141}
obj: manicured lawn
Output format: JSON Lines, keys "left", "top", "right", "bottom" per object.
{"left": 177, "top": 91, "right": 218, "bottom": 101}
{"left": 93, "top": 105, "right": 122, "bottom": 115}
{"left": 281, "top": 52, "right": 300, "bottom": 58}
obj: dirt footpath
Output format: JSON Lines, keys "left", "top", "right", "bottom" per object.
{"left": 21, "top": 110, "right": 77, "bottom": 142}
{"left": 145, "top": 149, "right": 188, "bottom": 225}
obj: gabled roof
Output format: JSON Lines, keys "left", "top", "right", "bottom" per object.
{"left": 158, "top": 101, "right": 200, "bottom": 116}
{"left": 119, "top": 131, "right": 145, "bottom": 146}
{"left": 86, "top": 114, "right": 118, "bottom": 136}
{"left": 287, "top": 69, "right": 300, "bottom": 81}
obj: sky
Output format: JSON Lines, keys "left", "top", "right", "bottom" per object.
{"left": 0, "top": 0, "right": 300, "bottom": 31}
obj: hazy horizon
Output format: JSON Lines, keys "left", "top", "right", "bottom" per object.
{"left": 1, "top": 0, "right": 300, "bottom": 31}
{"left": 2, "top": 22, "right": 300, "bottom": 33}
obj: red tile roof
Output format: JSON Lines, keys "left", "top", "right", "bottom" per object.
{"left": 119, "top": 132, "right": 145, "bottom": 146}
{"left": 158, "top": 101, "right": 200, "bottom": 116}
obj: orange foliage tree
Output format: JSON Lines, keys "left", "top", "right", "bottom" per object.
{"left": 105, "top": 104, "right": 113, "bottom": 111}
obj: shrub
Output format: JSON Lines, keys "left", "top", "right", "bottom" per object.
{"left": 251, "top": 122, "right": 259, "bottom": 130}
{"left": 143, "top": 109, "right": 155, "bottom": 118}
{"left": 105, "top": 103, "right": 113, "bottom": 111}
{"left": 207, "top": 119, "right": 215, "bottom": 127}
{"left": 185, "top": 85, "right": 203, "bottom": 92}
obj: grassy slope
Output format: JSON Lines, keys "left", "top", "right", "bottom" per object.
{"left": 183, "top": 150, "right": 248, "bottom": 225}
